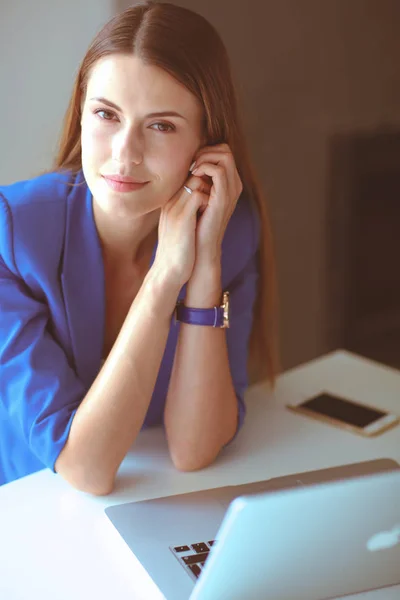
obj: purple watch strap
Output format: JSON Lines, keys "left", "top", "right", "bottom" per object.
{"left": 175, "top": 303, "right": 224, "bottom": 327}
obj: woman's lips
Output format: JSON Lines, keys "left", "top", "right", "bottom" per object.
{"left": 103, "top": 176, "right": 149, "bottom": 193}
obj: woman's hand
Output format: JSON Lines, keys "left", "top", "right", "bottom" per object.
{"left": 153, "top": 143, "right": 242, "bottom": 290}
{"left": 189, "top": 143, "right": 243, "bottom": 271}
{"left": 152, "top": 171, "right": 212, "bottom": 290}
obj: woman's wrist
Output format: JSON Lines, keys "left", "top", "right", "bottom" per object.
{"left": 185, "top": 265, "right": 222, "bottom": 308}
{"left": 143, "top": 265, "right": 182, "bottom": 321}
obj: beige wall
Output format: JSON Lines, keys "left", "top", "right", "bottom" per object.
{"left": 118, "top": 0, "right": 400, "bottom": 369}
{"left": 0, "top": 0, "right": 114, "bottom": 185}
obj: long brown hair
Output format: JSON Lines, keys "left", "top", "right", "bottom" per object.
{"left": 49, "top": 1, "right": 280, "bottom": 385}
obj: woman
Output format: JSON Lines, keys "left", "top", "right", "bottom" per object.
{"left": 0, "top": 1, "right": 279, "bottom": 494}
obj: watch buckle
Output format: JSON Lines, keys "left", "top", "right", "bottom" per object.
{"left": 221, "top": 291, "right": 230, "bottom": 329}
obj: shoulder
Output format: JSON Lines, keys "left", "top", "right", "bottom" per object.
{"left": 0, "top": 169, "right": 75, "bottom": 209}
{"left": 0, "top": 169, "right": 78, "bottom": 273}
{"left": 221, "top": 188, "right": 261, "bottom": 282}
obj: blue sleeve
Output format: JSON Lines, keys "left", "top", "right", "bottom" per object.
{"left": 224, "top": 205, "right": 260, "bottom": 445}
{"left": 0, "top": 199, "right": 86, "bottom": 473}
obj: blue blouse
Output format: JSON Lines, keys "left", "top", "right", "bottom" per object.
{"left": 0, "top": 169, "right": 260, "bottom": 486}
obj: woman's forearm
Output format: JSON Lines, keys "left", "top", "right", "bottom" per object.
{"left": 55, "top": 265, "right": 179, "bottom": 495}
{"left": 164, "top": 266, "right": 238, "bottom": 472}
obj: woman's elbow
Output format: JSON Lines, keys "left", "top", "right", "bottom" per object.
{"left": 54, "top": 448, "right": 115, "bottom": 496}
{"left": 61, "top": 469, "right": 115, "bottom": 496}
{"left": 77, "top": 478, "right": 115, "bottom": 496}
{"left": 171, "top": 448, "right": 220, "bottom": 472}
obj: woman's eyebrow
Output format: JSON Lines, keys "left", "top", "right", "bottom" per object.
{"left": 89, "top": 97, "right": 187, "bottom": 120}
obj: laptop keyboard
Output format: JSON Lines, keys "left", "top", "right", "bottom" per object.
{"left": 169, "top": 539, "right": 216, "bottom": 581}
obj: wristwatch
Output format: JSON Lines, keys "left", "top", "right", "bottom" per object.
{"left": 175, "top": 291, "right": 230, "bottom": 328}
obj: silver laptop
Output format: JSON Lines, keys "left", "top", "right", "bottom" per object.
{"left": 105, "top": 458, "right": 400, "bottom": 599}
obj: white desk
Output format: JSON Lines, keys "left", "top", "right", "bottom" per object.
{"left": 1, "top": 350, "right": 399, "bottom": 600}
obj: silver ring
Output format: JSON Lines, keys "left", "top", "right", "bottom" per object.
{"left": 184, "top": 185, "right": 193, "bottom": 195}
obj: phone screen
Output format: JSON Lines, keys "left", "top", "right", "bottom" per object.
{"left": 299, "top": 393, "right": 386, "bottom": 428}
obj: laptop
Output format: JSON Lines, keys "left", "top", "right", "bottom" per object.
{"left": 105, "top": 458, "right": 400, "bottom": 599}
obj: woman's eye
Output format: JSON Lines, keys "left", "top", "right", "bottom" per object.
{"left": 94, "top": 109, "right": 116, "bottom": 121}
{"left": 151, "top": 122, "right": 175, "bottom": 133}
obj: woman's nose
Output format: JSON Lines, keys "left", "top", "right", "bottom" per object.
{"left": 112, "top": 126, "right": 144, "bottom": 164}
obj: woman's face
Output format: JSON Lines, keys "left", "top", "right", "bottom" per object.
{"left": 80, "top": 54, "right": 205, "bottom": 218}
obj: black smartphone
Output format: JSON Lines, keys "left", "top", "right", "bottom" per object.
{"left": 287, "top": 392, "right": 400, "bottom": 437}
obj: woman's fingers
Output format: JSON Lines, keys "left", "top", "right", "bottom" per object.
{"left": 154, "top": 174, "right": 212, "bottom": 288}
{"left": 172, "top": 174, "right": 211, "bottom": 214}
